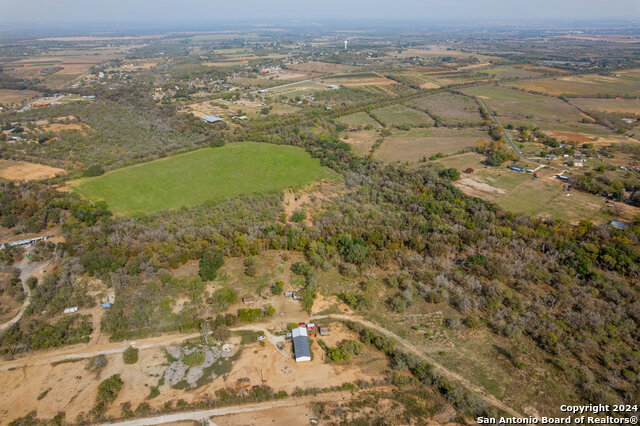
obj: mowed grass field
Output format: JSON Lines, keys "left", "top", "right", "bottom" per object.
{"left": 72, "top": 142, "right": 337, "bottom": 215}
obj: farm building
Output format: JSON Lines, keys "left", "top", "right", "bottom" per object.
{"left": 292, "top": 327, "right": 311, "bottom": 362}
{"left": 610, "top": 220, "right": 629, "bottom": 230}
{"left": 201, "top": 115, "right": 223, "bottom": 123}
{"left": 242, "top": 297, "right": 255, "bottom": 304}
{"left": 327, "top": 84, "right": 340, "bottom": 90}
{"left": 508, "top": 165, "right": 525, "bottom": 172}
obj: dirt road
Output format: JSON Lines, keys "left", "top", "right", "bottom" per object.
{"left": 0, "top": 250, "right": 50, "bottom": 333}
{"left": 99, "top": 393, "right": 345, "bottom": 426}
{"left": 311, "top": 314, "right": 523, "bottom": 418}
{"left": 0, "top": 332, "right": 200, "bottom": 372}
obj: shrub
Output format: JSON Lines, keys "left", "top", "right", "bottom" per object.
{"left": 290, "top": 209, "right": 306, "bottom": 222}
{"left": 210, "top": 139, "right": 225, "bottom": 148}
{"left": 87, "top": 354, "right": 108, "bottom": 371}
{"left": 199, "top": 250, "right": 224, "bottom": 281}
{"left": 122, "top": 347, "right": 139, "bottom": 364}
{"left": 83, "top": 164, "right": 105, "bottom": 177}
{"left": 183, "top": 352, "right": 205, "bottom": 367}
{"left": 271, "top": 281, "right": 284, "bottom": 295}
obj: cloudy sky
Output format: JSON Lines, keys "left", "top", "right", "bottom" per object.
{"left": 2, "top": 0, "right": 639, "bottom": 24}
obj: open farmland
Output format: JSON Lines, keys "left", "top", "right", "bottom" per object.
{"left": 336, "top": 112, "right": 380, "bottom": 128}
{"left": 462, "top": 85, "right": 597, "bottom": 130}
{"left": 507, "top": 69, "right": 640, "bottom": 97}
{"left": 408, "top": 92, "right": 483, "bottom": 125}
{"left": 0, "top": 89, "right": 40, "bottom": 106}
{"left": 341, "top": 130, "right": 379, "bottom": 156}
{"left": 72, "top": 142, "right": 337, "bottom": 215}
{"left": 370, "top": 104, "right": 434, "bottom": 127}
{"left": 568, "top": 97, "right": 640, "bottom": 115}
{"left": 374, "top": 128, "right": 485, "bottom": 163}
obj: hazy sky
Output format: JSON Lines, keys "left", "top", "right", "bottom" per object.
{"left": 2, "top": 0, "right": 639, "bottom": 24}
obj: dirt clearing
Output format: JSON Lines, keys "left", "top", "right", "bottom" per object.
{"left": 0, "top": 160, "right": 65, "bottom": 181}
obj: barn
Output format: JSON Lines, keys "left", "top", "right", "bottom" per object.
{"left": 292, "top": 326, "right": 311, "bottom": 362}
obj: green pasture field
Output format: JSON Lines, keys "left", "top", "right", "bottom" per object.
{"left": 72, "top": 142, "right": 337, "bottom": 215}
{"left": 370, "top": 104, "right": 435, "bottom": 127}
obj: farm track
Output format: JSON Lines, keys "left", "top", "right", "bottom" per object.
{"left": 99, "top": 392, "right": 350, "bottom": 426}
{"left": 0, "top": 249, "right": 51, "bottom": 334}
{"left": 312, "top": 314, "right": 523, "bottom": 418}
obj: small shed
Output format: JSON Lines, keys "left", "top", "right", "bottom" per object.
{"left": 319, "top": 327, "right": 329, "bottom": 336}
{"left": 242, "top": 297, "right": 255, "bottom": 304}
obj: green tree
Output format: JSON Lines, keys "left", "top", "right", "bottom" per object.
{"left": 122, "top": 347, "right": 139, "bottom": 364}
{"left": 199, "top": 250, "right": 224, "bottom": 281}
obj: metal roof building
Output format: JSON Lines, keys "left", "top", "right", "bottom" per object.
{"left": 201, "top": 115, "right": 223, "bottom": 123}
{"left": 292, "top": 326, "right": 311, "bottom": 362}
{"left": 610, "top": 220, "right": 629, "bottom": 230}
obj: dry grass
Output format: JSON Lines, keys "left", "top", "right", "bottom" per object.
{"left": 0, "top": 89, "right": 40, "bottom": 105}
{"left": 0, "top": 160, "right": 65, "bottom": 181}
{"left": 375, "top": 128, "right": 486, "bottom": 163}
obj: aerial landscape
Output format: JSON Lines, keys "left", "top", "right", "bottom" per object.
{"left": 0, "top": 1, "right": 639, "bottom": 425}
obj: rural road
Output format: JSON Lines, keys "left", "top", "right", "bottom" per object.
{"left": 99, "top": 392, "right": 346, "bottom": 426}
{"left": 477, "top": 97, "right": 567, "bottom": 173}
{"left": 0, "top": 250, "right": 50, "bottom": 334}
{"left": 0, "top": 331, "right": 201, "bottom": 372}
{"left": 312, "top": 314, "right": 523, "bottom": 418}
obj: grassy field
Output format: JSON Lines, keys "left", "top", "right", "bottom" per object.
{"left": 435, "top": 154, "right": 619, "bottom": 223}
{"left": 506, "top": 69, "right": 640, "bottom": 97}
{"left": 463, "top": 85, "right": 591, "bottom": 127}
{"left": 407, "top": 92, "right": 483, "bottom": 125}
{"left": 374, "top": 128, "right": 486, "bottom": 163}
{"left": 336, "top": 112, "right": 380, "bottom": 128}
{"left": 370, "top": 104, "right": 434, "bottom": 127}
{"left": 568, "top": 97, "right": 640, "bottom": 115}
{"left": 72, "top": 142, "right": 337, "bottom": 215}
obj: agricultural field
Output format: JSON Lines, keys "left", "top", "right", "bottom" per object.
{"left": 568, "top": 97, "right": 640, "bottom": 115}
{"left": 286, "top": 62, "right": 357, "bottom": 76}
{"left": 407, "top": 92, "right": 484, "bottom": 125}
{"left": 0, "top": 89, "right": 40, "bottom": 106}
{"left": 374, "top": 128, "right": 485, "bottom": 163}
{"left": 507, "top": 68, "right": 640, "bottom": 97}
{"left": 72, "top": 142, "right": 337, "bottom": 215}
{"left": 370, "top": 104, "right": 434, "bottom": 127}
{"left": 341, "top": 130, "right": 379, "bottom": 157}
{"left": 463, "top": 85, "right": 606, "bottom": 131}
{"left": 320, "top": 72, "right": 395, "bottom": 88}
{"left": 336, "top": 111, "right": 381, "bottom": 129}
{"left": 470, "top": 65, "right": 558, "bottom": 80}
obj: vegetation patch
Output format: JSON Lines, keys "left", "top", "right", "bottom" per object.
{"left": 72, "top": 142, "right": 336, "bottom": 215}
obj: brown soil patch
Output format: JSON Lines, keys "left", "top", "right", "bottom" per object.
{"left": 43, "top": 122, "right": 91, "bottom": 134}
{"left": 547, "top": 131, "right": 595, "bottom": 144}
{"left": 0, "top": 160, "right": 65, "bottom": 181}
{"left": 455, "top": 178, "right": 505, "bottom": 199}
